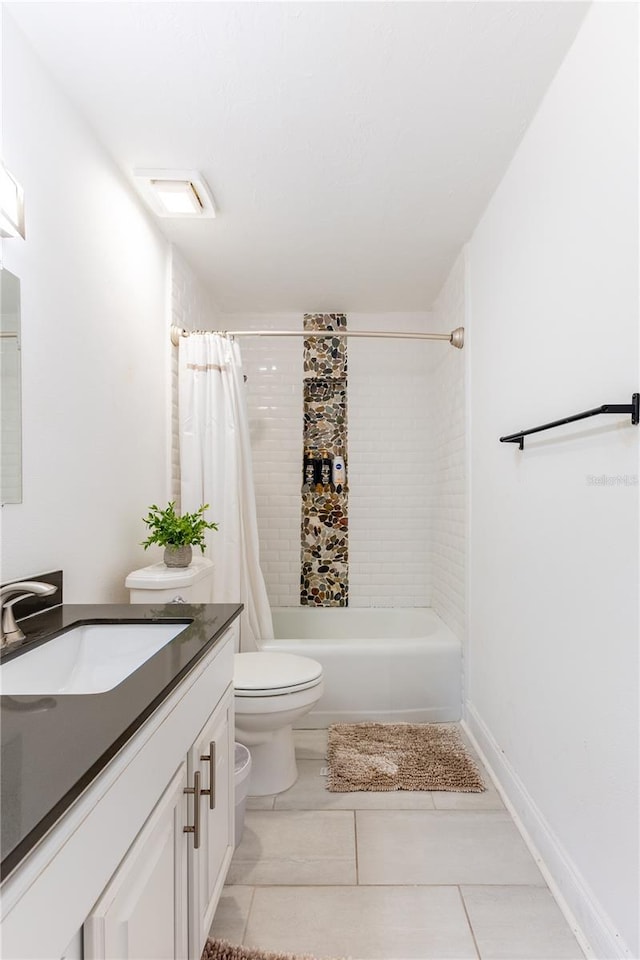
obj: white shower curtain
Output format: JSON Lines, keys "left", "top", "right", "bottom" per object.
{"left": 178, "top": 333, "right": 274, "bottom": 647}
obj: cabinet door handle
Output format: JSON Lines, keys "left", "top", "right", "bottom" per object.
{"left": 200, "top": 741, "right": 216, "bottom": 810}
{"left": 183, "top": 770, "right": 201, "bottom": 848}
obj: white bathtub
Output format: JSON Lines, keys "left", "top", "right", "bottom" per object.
{"left": 264, "top": 607, "right": 461, "bottom": 727}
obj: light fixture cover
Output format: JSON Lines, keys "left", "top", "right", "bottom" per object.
{"left": 133, "top": 169, "right": 216, "bottom": 219}
{"left": 0, "top": 163, "right": 25, "bottom": 239}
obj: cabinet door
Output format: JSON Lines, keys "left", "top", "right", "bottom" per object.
{"left": 188, "top": 685, "right": 234, "bottom": 958}
{"left": 84, "top": 763, "right": 189, "bottom": 960}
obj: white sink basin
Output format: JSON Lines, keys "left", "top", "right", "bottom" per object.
{"left": 0, "top": 622, "right": 189, "bottom": 696}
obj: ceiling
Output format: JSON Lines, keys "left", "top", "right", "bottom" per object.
{"left": 8, "top": 2, "right": 588, "bottom": 313}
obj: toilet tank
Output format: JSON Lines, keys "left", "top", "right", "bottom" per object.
{"left": 125, "top": 556, "right": 214, "bottom": 604}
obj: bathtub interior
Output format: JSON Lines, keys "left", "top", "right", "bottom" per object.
{"left": 264, "top": 607, "right": 462, "bottom": 727}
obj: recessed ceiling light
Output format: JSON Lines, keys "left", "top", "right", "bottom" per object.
{"left": 0, "top": 163, "right": 25, "bottom": 239}
{"left": 152, "top": 180, "right": 203, "bottom": 215}
{"left": 133, "top": 169, "right": 216, "bottom": 219}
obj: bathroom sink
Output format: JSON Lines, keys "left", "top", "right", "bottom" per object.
{"left": 0, "top": 621, "right": 190, "bottom": 696}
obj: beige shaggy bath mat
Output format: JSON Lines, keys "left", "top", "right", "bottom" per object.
{"left": 326, "top": 722, "right": 485, "bottom": 793}
{"left": 202, "top": 940, "right": 339, "bottom": 960}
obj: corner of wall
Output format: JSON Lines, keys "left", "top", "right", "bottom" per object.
{"left": 429, "top": 251, "right": 468, "bottom": 647}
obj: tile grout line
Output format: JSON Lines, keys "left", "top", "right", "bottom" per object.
{"left": 228, "top": 880, "right": 543, "bottom": 888}
{"left": 240, "top": 885, "right": 257, "bottom": 945}
{"left": 457, "top": 885, "right": 482, "bottom": 960}
{"left": 353, "top": 809, "right": 359, "bottom": 885}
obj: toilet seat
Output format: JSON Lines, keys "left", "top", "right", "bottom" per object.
{"left": 234, "top": 652, "right": 323, "bottom": 697}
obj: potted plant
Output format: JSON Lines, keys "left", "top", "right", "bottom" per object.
{"left": 141, "top": 501, "right": 218, "bottom": 568}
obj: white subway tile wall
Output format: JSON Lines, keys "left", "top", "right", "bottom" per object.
{"left": 230, "top": 313, "right": 437, "bottom": 608}
{"left": 430, "top": 252, "right": 467, "bottom": 640}
{"left": 348, "top": 314, "right": 434, "bottom": 607}
{"left": 170, "top": 248, "right": 219, "bottom": 505}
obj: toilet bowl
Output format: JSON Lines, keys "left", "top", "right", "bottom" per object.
{"left": 234, "top": 651, "right": 324, "bottom": 796}
{"left": 126, "top": 560, "right": 324, "bottom": 796}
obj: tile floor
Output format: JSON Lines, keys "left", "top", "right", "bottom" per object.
{"left": 209, "top": 727, "right": 585, "bottom": 960}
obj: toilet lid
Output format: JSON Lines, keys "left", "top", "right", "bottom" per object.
{"left": 234, "top": 652, "right": 323, "bottom": 696}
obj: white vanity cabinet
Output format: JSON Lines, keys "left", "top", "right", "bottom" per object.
{"left": 188, "top": 690, "right": 235, "bottom": 952}
{"left": 0, "top": 621, "right": 238, "bottom": 960}
{"left": 83, "top": 686, "right": 235, "bottom": 960}
{"left": 84, "top": 763, "right": 190, "bottom": 960}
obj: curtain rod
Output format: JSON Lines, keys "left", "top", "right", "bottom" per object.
{"left": 170, "top": 325, "right": 464, "bottom": 349}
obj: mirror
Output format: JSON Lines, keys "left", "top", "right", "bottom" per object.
{"left": 1, "top": 268, "right": 22, "bottom": 504}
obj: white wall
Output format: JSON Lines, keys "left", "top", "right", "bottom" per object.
{"left": 465, "top": 5, "right": 639, "bottom": 956}
{"left": 1, "top": 13, "right": 170, "bottom": 601}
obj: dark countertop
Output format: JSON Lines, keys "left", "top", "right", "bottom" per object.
{"left": 0, "top": 602, "right": 242, "bottom": 882}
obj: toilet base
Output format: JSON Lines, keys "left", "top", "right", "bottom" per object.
{"left": 235, "top": 725, "right": 297, "bottom": 796}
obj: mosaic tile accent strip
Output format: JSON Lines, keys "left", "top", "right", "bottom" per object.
{"left": 301, "top": 314, "right": 349, "bottom": 606}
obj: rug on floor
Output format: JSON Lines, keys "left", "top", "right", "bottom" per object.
{"left": 326, "top": 722, "right": 486, "bottom": 792}
{"left": 202, "top": 940, "right": 338, "bottom": 960}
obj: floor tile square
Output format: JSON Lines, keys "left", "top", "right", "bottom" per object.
{"left": 357, "top": 811, "right": 545, "bottom": 886}
{"left": 244, "top": 885, "right": 478, "bottom": 959}
{"left": 461, "top": 885, "right": 585, "bottom": 959}
{"left": 227, "top": 810, "right": 356, "bottom": 885}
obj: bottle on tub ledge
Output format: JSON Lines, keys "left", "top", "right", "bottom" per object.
{"left": 332, "top": 454, "right": 346, "bottom": 493}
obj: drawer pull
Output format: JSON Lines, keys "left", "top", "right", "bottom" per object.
{"left": 200, "top": 741, "right": 216, "bottom": 810}
{"left": 183, "top": 770, "right": 201, "bottom": 848}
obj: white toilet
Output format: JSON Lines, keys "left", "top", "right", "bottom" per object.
{"left": 233, "top": 651, "right": 323, "bottom": 795}
{"left": 126, "top": 558, "right": 324, "bottom": 796}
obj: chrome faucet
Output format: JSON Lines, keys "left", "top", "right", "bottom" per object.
{"left": 0, "top": 581, "right": 58, "bottom": 648}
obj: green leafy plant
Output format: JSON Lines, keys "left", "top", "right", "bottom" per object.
{"left": 141, "top": 502, "right": 218, "bottom": 553}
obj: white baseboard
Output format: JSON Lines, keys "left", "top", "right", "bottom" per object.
{"left": 463, "top": 702, "right": 633, "bottom": 960}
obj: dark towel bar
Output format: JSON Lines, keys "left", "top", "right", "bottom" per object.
{"left": 500, "top": 393, "right": 639, "bottom": 450}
